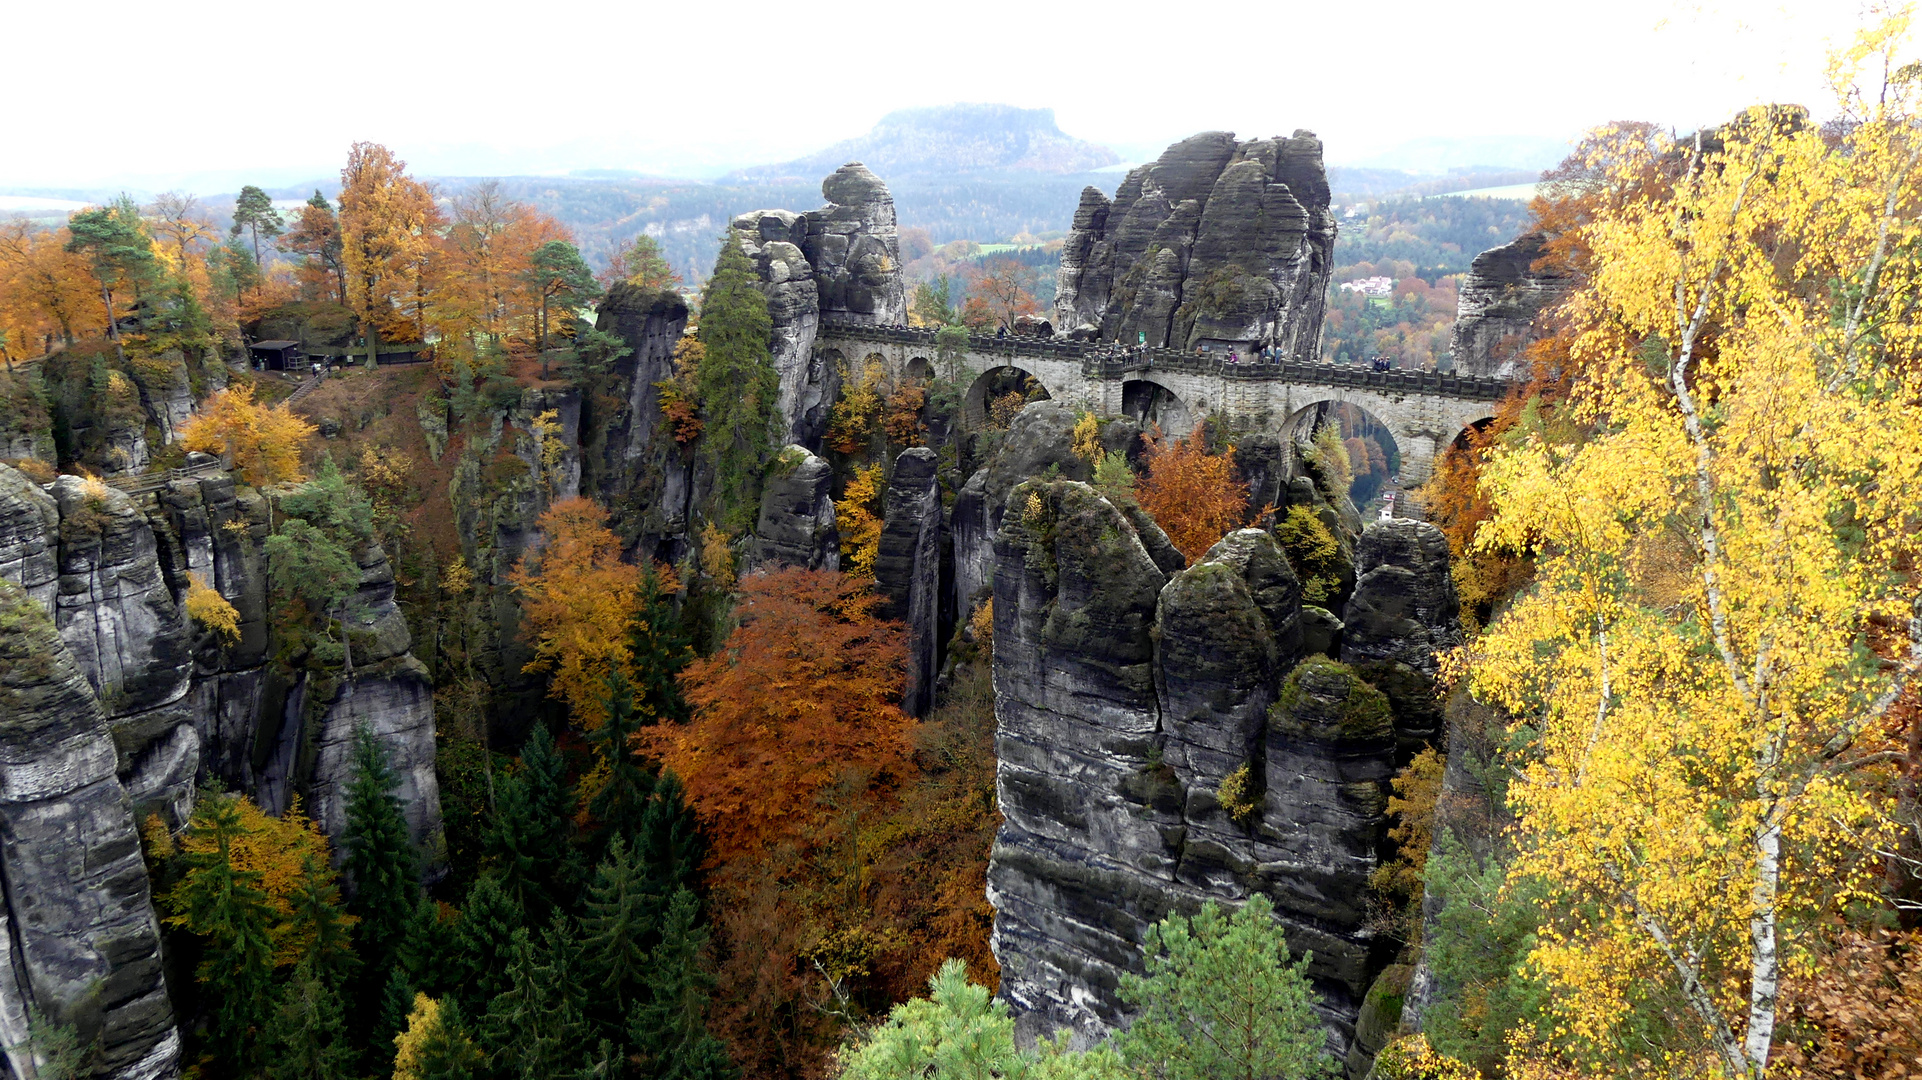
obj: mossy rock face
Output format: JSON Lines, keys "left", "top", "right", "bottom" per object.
{"left": 1346, "top": 963, "right": 1416, "bottom": 1079}
{"left": 1271, "top": 655, "right": 1395, "bottom": 744}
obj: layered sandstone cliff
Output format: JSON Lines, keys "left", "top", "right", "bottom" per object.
{"left": 1448, "top": 231, "right": 1574, "bottom": 379}
{"left": 1053, "top": 131, "right": 1336, "bottom": 356}
{"left": 0, "top": 458, "right": 449, "bottom": 1080}
{"left": 731, "top": 163, "right": 907, "bottom": 448}
{"left": 987, "top": 473, "right": 1460, "bottom": 1059}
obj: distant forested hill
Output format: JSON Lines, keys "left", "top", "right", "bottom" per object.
{"left": 1334, "top": 195, "right": 1536, "bottom": 279}
{"left": 467, "top": 172, "right": 1110, "bottom": 287}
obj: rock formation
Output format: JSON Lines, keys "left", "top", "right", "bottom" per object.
{"left": 987, "top": 479, "right": 1175, "bottom": 1045}
{"left": 732, "top": 104, "right": 1119, "bottom": 181}
{"left": 948, "top": 403, "right": 1150, "bottom": 617}
{"left": 987, "top": 478, "right": 1447, "bottom": 1058}
{"left": 1341, "top": 519, "right": 1462, "bottom": 752}
{"left": 590, "top": 282, "right": 695, "bottom": 561}
{"left": 0, "top": 580, "right": 180, "bottom": 1080}
{"left": 1448, "top": 231, "right": 1574, "bottom": 379}
{"left": 874, "top": 447, "right": 941, "bottom": 716}
{"left": 743, "top": 446, "right": 840, "bottom": 574}
{"left": 0, "top": 455, "right": 450, "bottom": 1079}
{"left": 1052, "top": 131, "right": 1335, "bottom": 357}
{"left": 732, "top": 164, "right": 907, "bottom": 448}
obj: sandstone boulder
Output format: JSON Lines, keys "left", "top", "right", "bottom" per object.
{"left": 1449, "top": 231, "right": 1575, "bottom": 379}
{"left": 743, "top": 446, "right": 839, "bottom": 573}
{"left": 1053, "top": 131, "right": 1335, "bottom": 357}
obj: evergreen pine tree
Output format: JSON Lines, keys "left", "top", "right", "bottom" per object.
{"left": 579, "top": 835, "right": 659, "bottom": 1031}
{"left": 343, "top": 726, "right": 422, "bottom": 1034}
{"left": 413, "top": 998, "right": 484, "bottom": 1080}
{"left": 452, "top": 871, "right": 524, "bottom": 1014}
{"left": 632, "top": 562, "right": 693, "bottom": 724}
{"left": 589, "top": 673, "right": 654, "bottom": 852}
{"left": 695, "top": 232, "right": 779, "bottom": 531}
{"left": 481, "top": 924, "right": 591, "bottom": 1080}
{"left": 629, "top": 889, "right": 736, "bottom": 1080}
{"left": 266, "top": 962, "right": 355, "bottom": 1080}
{"left": 167, "top": 795, "right": 277, "bottom": 1074}
{"left": 637, "top": 769, "right": 703, "bottom": 901}
{"left": 483, "top": 723, "right": 576, "bottom": 920}
{"left": 378, "top": 965, "right": 421, "bottom": 1070}
{"left": 286, "top": 851, "right": 358, "bottom": 983}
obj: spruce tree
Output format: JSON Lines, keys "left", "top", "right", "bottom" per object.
{"left": 286, "top": 851, "right": 357, "bottom": 983}
{"left": 452, "top": 871, "right": 524, "bottom": 1014}
{"left": 412, "top": 998, "right": 484, "bottom": 1080}
{"left": 378, "top": 965, "right": 420, "bottom": 1069}
{"left": 579, "top": 836, "right": 659, "bottom": 1028}
{"left": 637, "top": 769, "right": 703, "bottom": 901}
{"left": 481, "top": 923, "right": 591, "bottom": 1079}
{"left": 483, "top": 723, "right": 576, "bottom": 920}
{"left": 266, "top": 962, "right": 355, "bottom": 1080}
{"left": 169, "top": 795, "right": 278, "bottom": 1074}
{"left": 695, "top": 231, "right": 779, "bottom": 531}
{"left": 589, "top": 673, "right": 653, "bottom": 852}
{"left": 343, "top": 726, "right": 422, "bottom": 1024}
{"left": 629, "top": 889, "right": 736, "bottom": 1080}
{"left": 632, "top": 562, "right": 693, "bottom": 724}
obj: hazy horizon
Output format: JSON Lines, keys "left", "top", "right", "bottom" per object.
{"left": 1, "top": 0, "right": 1869, "bottom": 195}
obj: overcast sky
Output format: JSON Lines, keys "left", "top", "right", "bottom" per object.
{"left": 0, "top": 0, "right": 1884, "bottom": 191}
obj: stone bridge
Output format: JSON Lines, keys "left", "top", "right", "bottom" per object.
{"left": 815, "top": 321, "right": 1515, "bottom": 483}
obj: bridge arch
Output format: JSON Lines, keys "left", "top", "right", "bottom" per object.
{"left": 1282, "top": 399, "right": 1408, "bottom": 506}
{"left": 904, "top": 356, "right": 935, "bottom": 383}
{"left": 1121, "top": 378, "right": 1195, "bottom": 436}
{"left": 966, "top": 365, "right": 1052, "bottom": 429}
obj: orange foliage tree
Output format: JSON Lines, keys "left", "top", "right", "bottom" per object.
{"left": 339, "top": 142, "right": 442, "bottom": 355}
{"left": 179, "top": 384, "right": 317, "bottom": 486}
{"left": 1135, "top": 423, "right": 1249, "bottom": 561}
{"left": 510, "top": 496, "right": 678, "bottom": 731}
{"left": 642, "top": 568, "right": 913, "bottom": 864}
{"left": 640, "top": 568, "right": 917, "bottom": 1075}
{"left": 0, "top": 221, "right": 103, "bottom": 355}
{"left": 963, "top": 258, "right": 1039, "bottom": 331}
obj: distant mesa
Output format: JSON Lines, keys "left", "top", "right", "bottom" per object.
{"left": 729, "top": 103, "right": 1120, "bottom": 182}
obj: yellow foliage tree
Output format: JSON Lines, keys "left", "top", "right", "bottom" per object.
{"left": 1460, "top": 20, "right": 1922, "bottom": 1077}
{"left": 167, "top": 793, "right": 346, "bottom": 968}
{"left": 338, "top": 142, "right": 442, "bottom": 357}
{"left": 185, "top": 571, "right": 241, "bottom": 647}
{"left": 837, "top": 463, "right": 885, "bottom": 577}
{"left": 511, "top": 496, "right": 679, "bottom": 731}
{"left": 178, "top": 384, "right": 316, "bottom": 486}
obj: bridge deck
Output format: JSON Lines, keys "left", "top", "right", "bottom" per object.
{"left": 817, "top": 320, "right": 1514, "bottom": 402}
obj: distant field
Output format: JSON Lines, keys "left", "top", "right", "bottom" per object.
{"left": 1434, "top": 183, "right": 1539, "bottom": 201}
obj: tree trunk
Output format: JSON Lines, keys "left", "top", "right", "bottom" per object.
{"left": 1742, "top": 816, "right": 1783, "bottom": 1076}
{"left": 366, "top": 322, "right": 380, "bottom": 370}
{"left": 100, "top": 282, "right": 124, "bottom": 365}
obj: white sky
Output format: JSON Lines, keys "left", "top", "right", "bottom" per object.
{"left": 0, "top": 0, "right": 1885, "bottom": 191}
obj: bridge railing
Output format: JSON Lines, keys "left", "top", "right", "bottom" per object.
{"left": 104, "top": 461, "right": 227, "bottom": 497}
{"left": 817, "top": 319, "right": 1513, "bottom": 401}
